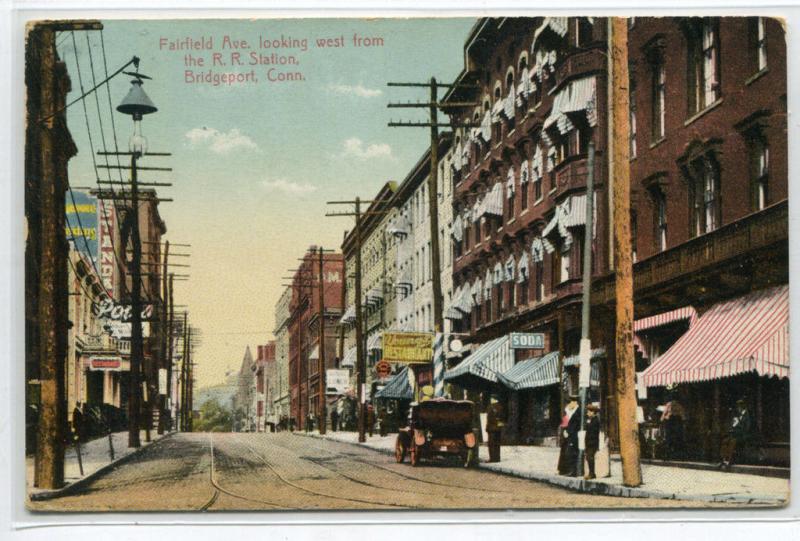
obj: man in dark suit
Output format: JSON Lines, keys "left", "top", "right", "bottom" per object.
{"left": 584, "top": 403, "right": 601, "bottom": 479}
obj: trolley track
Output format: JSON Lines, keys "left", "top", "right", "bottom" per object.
{"left": 238, "top": 436, "right": 414, "bottom": 509}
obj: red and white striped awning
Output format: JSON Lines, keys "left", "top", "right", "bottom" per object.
{"left": 641, "top": 285, "right": 789, "bottom": 387}
{"left": 634, "top": 306, "right": 698, "bottom": 333}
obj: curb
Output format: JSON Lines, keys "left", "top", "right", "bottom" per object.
{"left": 28, "top": 432, "right": 176, "bottom": 502}
{"left": 294, "top": 432, "right": 787, "bottom": 506}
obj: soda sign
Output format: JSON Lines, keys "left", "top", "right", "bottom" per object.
{"left": 509, "top": 332, "right": 545, "bottom": 350}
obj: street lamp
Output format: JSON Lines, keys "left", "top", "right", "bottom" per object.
{"left": 117, "top": 71, "right": 157, "bottom": 154}
{"left": 116, "top": 68, "right": 157, "bottom": 448}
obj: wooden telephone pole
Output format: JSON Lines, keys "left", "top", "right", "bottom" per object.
{"left": 327, "top": 198, "right": 389, "bottom": 443}
{"left": 317, "top": 246, "right": 328, "bottom": 435}
{"left": 610, "top": 17, "right": 642, "bottom": 487}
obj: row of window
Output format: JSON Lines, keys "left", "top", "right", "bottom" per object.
{"left": 630, "top": 17, "right": 769, "bottom": 158}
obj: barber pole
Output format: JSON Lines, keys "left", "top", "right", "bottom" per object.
{"left": 433, "top": 333, "right": 445, "bottom": 397}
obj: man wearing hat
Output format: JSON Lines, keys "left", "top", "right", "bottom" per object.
{"left": 584, "top": 403, "right": 601, "bottom": 479}
{"left": 486, "top": 395, "right": 506, "bottom": 463}
{"left": 719, "top": 398, "right": 754, "bottom": 470}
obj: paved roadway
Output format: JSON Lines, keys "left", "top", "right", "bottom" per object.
{"left": 29, "top": 432, "right": 721, "bottom": 511}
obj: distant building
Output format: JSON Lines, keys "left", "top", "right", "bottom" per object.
{"left": 273, "top": 287, "right": 292, "bottom": 427}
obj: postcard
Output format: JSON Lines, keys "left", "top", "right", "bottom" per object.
{"left": 23, "top": 15, "right": 789, "bottom": 511}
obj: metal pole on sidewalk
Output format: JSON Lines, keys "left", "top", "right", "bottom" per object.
{"left": 576, "top": 141, "right": 595, "bottom": 478}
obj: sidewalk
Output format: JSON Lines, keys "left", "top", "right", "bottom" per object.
{"left": 27, "top": 430, "right": 170, "bottom": 501}
{"left": 298, "top": 431, "right": 789, "bottom": 506}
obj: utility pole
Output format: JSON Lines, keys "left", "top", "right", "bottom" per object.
{"left": 157, "top": 240, "right": 169, "bottom": 435}
{"left": 167, "top": 273, "right": 175, "bottom": 429}
{"left": 180, "top": 313, "right": 189, "bottom": 431}
{"left": 326, "top": 198, "right": 376, "bottom": 443}
{"left": 610, "top": 17, "right": 642, "bottom": 487}
{"left": 317, "top": 246, "right": 328, "bottom": 435}
{"left": 28, "top": 22, "right": 77, "bottom": 489}
{"left": 387, "top": 78, "right": 477, "bottom": 386}
{"left": 576, "top": 141, "right": 595, "bottom": 477}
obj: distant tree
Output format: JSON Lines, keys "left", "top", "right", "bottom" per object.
{"left": 194, "top": 398, "right": 233, "bottom": 432}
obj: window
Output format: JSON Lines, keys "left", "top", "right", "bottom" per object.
{"left": 575, "top": 17, "right": 593, "bottom": 47}
{"left": 688, "top": 157, "right": 721, "bottom": 236}
{"left": 750, "top": 136, "right": 769, "bottom": 211}
{"left": 534, "top": 260, "right": 544, "bottom": 302}
{"left": 631, "top": 210, "right": 638, "bottom": 263}
{"left": 521, "top": 167, "right": 529, "bottom": 211}
{"left": 651, "top": 58, "right": 665, "bottom": 140}
{"left": 519, "top": 271, "right": 529, "bottom": 306}
{"left": 507, "top": 173, "right": 516, "bottom": 219}
{"left": 749, "top": 17, "right": 768, "bottom": 73}
{"left": 687, "top": 19, "right": 720, "bottom": 115}
{"left": 474, "top": 219, "right": 481, "bottom": 245}
{"left": 650, "top": 186, "right": 668, "bottom": 252}
{"left": 630, "top": 78, "right": 638, "bottom": 158}
{"left": 560, "top": 249, "right": 571, "bottom": 283}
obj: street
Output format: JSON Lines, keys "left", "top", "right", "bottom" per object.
{"left": 29, "top": 433, "right": 724, "bottom": 511}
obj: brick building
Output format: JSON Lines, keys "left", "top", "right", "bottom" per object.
{"left": 441, "top": 17, "right": 788, "bottom": 463}
{"left": 288, "top": 248, "right": 344, "bottom": 430}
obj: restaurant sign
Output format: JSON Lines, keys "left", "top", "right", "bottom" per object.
{"left": 383, "top": 332, "right": 433, "bottom": 364}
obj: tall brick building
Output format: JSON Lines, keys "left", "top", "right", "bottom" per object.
{"left": 441, "top": 17, "right": 788, "bottom": 463}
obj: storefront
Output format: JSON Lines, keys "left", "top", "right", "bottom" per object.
{"left": 640, "top": 285, "right": 789, "bottom": 466}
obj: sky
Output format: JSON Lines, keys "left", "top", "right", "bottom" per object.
{"left": 58, "top": 17, "right": 475, "bottom": 388}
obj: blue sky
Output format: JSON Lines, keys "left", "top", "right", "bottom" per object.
{"left": 59, "top": 17, "right": 474, "bottom": 386}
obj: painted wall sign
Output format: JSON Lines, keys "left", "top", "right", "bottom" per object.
{"left": 93, "top": 299, "right": 155, "bottom": 322}
{"left": 65, "top": 190, "right": 98, "bottom": 261}
{"left": 97, "top": 199, "right": 117, "bottom": 297}
{"left": 89, "top": 356, "right": 123, "bottom": 371}
{"left": 326, "top": 369, "right": 350, "bottom": 395}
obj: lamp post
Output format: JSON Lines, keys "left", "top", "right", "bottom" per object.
{"left": 117, "top": 71, "right": 157, "bottom": 448}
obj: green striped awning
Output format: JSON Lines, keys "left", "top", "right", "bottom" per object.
{"left": 498, "top": 351, "right": 561, "bottom": 390}
{"left": 375, "top": 366, "right": 413, "bottom": 400}
{"left": 444, "top": 336, "right": 514, "bottom": 384}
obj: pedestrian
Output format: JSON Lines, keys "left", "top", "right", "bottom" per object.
{"left": 719, "top": 398, "right": 754, "bottom": 470}
{"left": 583, "top": 403, "right": 601, "bottom": 479}
{"left": 367, "top": 404, "right": 375, "bottom": 437}
{"left": 557, "top": 396, "right": 581, "bottom": 476}
{"left": 486, "top": 396, "right": 505, "bottom": 463}
{"left": 330, "top": 407, "right": 339, "bottom": 432}
{"left": 378, "top": 406, "right": 388, "bottom": 437}
{"left": 71, "top": 402, "right": 85, "bottom": 443}
{"left": 661, "top": 395, "right": 686, "bottom": 460}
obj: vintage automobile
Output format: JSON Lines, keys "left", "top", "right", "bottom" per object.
{"left": 395, "top": 398, "right": 478, "bottom": 467}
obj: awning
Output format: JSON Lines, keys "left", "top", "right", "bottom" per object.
{"left": 340, "top": 346, "right": 357, "bottom": 368}
{"left": 339, "top": 305, "right": 356, "bottom": 325}
{"left": 445, "top": 306, "right": 465, "bottom": 320}
{"left": 375, "top": 366, "right": 414, "bottom": 400}
{"left": 481, "top": 182, "right": 504, "bottom": 217}
{"left": 367, "top": 332, "right": 382, "bottom": 352}
{"left": 365, "top": 287, "right": 383, "bottom": 307}
{"left": 387, "top": 216, "right": 410, "bottom": 237}
{"left": 641, "top": 285, "right": 789, "bottom": 387}
{"left": 498, "top": 351, "right": 561, "bottom": 390}
{"left": 516, "top": 251, "right": 530, "bottom": 283}
{"left": 453, "top": 283, "right": 474, "bottom": 314}
{"left": 544, "top": 75, "right": 598, "bottom": 134}
{"left": 309, "top": 345, "right": 319, "bottom": 361}
{"left": 444, "top": 335, "right": 515, "bottom": 384}
{"left": 504, "top": 254, "right": 516, "bottom": 282}
{"left": 452, "top": 214, "right": 464, "bottom": 242}
{"left": 562, "top": 347, "right": 606, "bottom": 367}
{"left": 506, "top": 168, "right": 516, "bottom": 198}
{"left": 635, "top": 306, "right": 698, "bottom": 333}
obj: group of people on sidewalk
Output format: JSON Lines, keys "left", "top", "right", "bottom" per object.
{"left": 556, "top": 396, "right": 601, "bottom": 479}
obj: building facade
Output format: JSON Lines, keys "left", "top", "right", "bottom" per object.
{"left": 273, "top": 287, "right": 292, "bottom": 427}
{"left": 288, "top": 248, "right": 344, "bottom": 430}
{"left": 440, "top": 16, "right": 788, "bottom": 463}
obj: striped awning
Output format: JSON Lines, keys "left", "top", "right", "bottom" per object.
{"left": 445, "top": 306, "right": 464, "bottom": 320}
{"left": 444, "top": 335, "right": 514, "bottom": 384}
{"left": 365, "top": 287, "right": 383, "bottom": 307}
{"left": 339, "top": 305, "right": 356, "bottom": 325}
{"left": 641, "top": 285, "right": 789, "bottom": 387}
{"left": 367, "top": 332, "right": 382, "bottom": 352}
{"left": 340, "top": 346, "right": 357, "bottom": 368}
{"left": 562, "top": 347, "right": 606, "bottom": 367}
{"left": 482, "top": 182, "right": 504, "bottom": 217}
{"left": 375, "top": 366, "right": 414, "bottom": 400}
{"left": 635, "top": 306, "right": 698, "bottom": 333}
{"left": 453, "top": 283, "right": 474, "bottom": 314}
{"left": 498, "top": 351, "right": 561, "bottom": 390}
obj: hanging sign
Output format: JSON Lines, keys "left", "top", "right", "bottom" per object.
{"left": 326, "top": 369, "right": 350, "bottom": 395}
{"left": 93, "top": 299, "right": 155, "bottom": 322}
{"left": 383, "top": 332, "right": 433, "bottom": 364}
{"left": 374, "top": 360, "right": 392, "bottom": 379}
